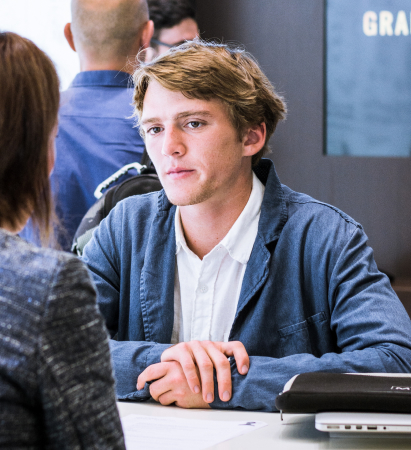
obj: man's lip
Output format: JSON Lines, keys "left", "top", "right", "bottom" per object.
{"left": 166, "top": 168, "right": 194, "bottom": 175}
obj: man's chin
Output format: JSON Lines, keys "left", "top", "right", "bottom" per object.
{"left": 167, "top": 196, "right": 197, "bottom": 207}
{"left": 165, "top": 189, "right": 212, "bottom": 207}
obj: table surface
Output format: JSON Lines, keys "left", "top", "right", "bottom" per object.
{"left": 117, "top": 401, "right": 411, "bottom": 449}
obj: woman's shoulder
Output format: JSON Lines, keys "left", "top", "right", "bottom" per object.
{"left": 0, "top": 230, "right": 89, "bottom": 308}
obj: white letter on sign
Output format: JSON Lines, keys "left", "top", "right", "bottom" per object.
{"left": 380, "top": 11, "right": 394, "bottom": 35}
{"left": 363, "top": 11, "right": 378, "bottom": 36}
{"left": 394, "top": 10, "right": 409, "bottom": 36}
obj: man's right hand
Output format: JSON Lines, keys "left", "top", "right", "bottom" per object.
{"left": 160, "top": 340, "right": 249, "bottom": 404}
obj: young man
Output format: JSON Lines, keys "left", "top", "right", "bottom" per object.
{"left": 82, "top": 41, "right": 411, "bottom": 411}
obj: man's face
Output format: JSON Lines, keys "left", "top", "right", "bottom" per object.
{"left": 156, "top": 18, "right": 199, "bottom": 55}
{"left": 140, "top": 80, "right": 253, "bottom": 207}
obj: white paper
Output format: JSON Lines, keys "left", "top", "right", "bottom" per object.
{"left": 121, "top": 414, "right": 267, "bottom": 450}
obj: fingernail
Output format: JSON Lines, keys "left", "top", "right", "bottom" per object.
{"left": 206, "top": 393, "right": 213, "bottom": 402}
{"left": 194, "top": 385, "right": 200, "bottom": 394}
{"left": 222, "top": 391, "right": 230, "bottom": 401}
{"left": 242, "top": 365, "right": 249, "bottom": 374}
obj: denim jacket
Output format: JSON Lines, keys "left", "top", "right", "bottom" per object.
{"left": 82, "top": 159, "right": 411, "bottom": 412}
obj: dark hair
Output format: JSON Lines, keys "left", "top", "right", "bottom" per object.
{"left": 148, "top": 0, "right": 196, "bottom": 41}
{"left": 0, "top": 32, "right": 60, "bottom": 244}
{"left": 133, "top": 40, "right": 287, "bottom": 165}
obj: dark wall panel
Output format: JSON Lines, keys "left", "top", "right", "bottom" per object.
{"left": 196, "top": 0, "right": 411, "bottom": 278}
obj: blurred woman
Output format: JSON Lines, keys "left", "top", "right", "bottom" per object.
{"left": 0, "top": 32, "right": 125, "bottom": 449}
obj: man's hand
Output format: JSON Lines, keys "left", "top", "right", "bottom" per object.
{"left": 137, "top": 361, "right": 211, "bottom": 408}
{"left": 160, "top": 340, "right": 249, "bottom": 404}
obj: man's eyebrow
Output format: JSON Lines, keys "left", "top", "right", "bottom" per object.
{"left": 141, "top": 117, "right": 161, "bottom": 126}
{"left": 141, "top": 110, "right": 213, "bottom": 126}
{"left": 174, "top": 110, "right": 213, "bottom": 120}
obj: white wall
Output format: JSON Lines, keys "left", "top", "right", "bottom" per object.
{"left": 0, "top": 0, "right": 80, "bottom": 90}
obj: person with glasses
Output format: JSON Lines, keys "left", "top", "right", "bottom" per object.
{"left": 146, "top": 0, "right": 199, "bottom": 61}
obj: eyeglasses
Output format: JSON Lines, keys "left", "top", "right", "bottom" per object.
{"left": 150, "top": 38, "right": 187, "bottom": 49}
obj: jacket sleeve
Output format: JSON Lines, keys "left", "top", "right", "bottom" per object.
{"left": 211, "top": 227, "right": 411, "bottom": 412}
{"left": 39, "top": 256, "right": 126, "bottom": 449}
{"left": 109, "top": 340, "right": 172, "bottom": 400}
{"left": 82, "top": 209, "right": 172, "bottom": 400}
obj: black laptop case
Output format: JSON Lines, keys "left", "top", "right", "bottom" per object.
{"left": 275, "top": 373, "right": 411, "bottom": 414}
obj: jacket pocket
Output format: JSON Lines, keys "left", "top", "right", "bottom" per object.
{"left": 278, "top": 311, "right": 327, "bottom": 357}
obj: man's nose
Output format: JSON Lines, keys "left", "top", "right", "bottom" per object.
{"left": 161, "top": 127, "right": 186, "bottom": 157}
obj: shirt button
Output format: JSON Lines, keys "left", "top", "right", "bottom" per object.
{"left": 199, "top": 285, "right": 208, "bottom": 293}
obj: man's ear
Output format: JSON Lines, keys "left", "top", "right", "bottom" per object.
{"left": 243, "top": 122, "right": 266, "bottom": 157}
{"left": 64, "top": 23, "right": 76, "bottom": 52}
{"left": 140, "top": 20, "right": 154, "bottom": 50}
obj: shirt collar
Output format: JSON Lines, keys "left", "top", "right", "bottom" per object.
{"left": 219, "top": 172, "right": 265, "bottom": 264}
{"left": 174, "top": 172, "right": 265, "bottom": 264}
{"left": 175, "top": 208, "right": 194, "bottom": 257}
{"left": 175, "top": 208, "right": 184, "bottom": 255}
{"left": 70, "top": 70, "right": 133, "bottom": 88}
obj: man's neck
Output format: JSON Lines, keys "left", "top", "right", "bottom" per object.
{"left": 179, "top": 174, "right": 254, "bottom": 260}
{"left": 79, "top": 60, "right": 133, "bottom": 74}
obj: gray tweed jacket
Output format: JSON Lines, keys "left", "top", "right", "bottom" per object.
{"left": 0, "top": 230, "right": 125, "bottom": 449}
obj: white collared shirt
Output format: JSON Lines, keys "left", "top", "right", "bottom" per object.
{"left": 171, "top": 172, "right": 265, "bottom": 344}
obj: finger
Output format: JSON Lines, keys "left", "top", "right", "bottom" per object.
{"left": 187, "top": 341, "right": 216, "bottom": 403}
{"left": 157, "top": 390, "right": 176, "bottom": 406}
{"left": 137, "top": 363, "right": 168, "bottom": 390}
{"left": 220, "top": 341, "right": 250, "bottom": 375}
{"left": 149, "top": 379, "right": 172, "bottom": 403}
{"left": 161, "top": 343, "right": 201, "bottom": 395}
{"left": 202, "top": 341, "right": 232, "bottom": 402}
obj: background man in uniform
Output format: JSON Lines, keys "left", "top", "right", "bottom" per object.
{"left": 22, "top": 0, "right": 153, "bottom": 249}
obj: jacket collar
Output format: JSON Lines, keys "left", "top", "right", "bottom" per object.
{"left": 232, "top": 159, "right": 288, "bottom": 326}
{"left": 254, "top": 159, "right": 288, "bottom": 245}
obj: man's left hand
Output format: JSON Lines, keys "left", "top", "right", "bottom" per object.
{"left": 137, "top": 361, "right": 211, "bottom": 409}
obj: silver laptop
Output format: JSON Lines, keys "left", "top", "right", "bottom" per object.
{"left": 316, "top": 412, "right": 411, "bottom": 437}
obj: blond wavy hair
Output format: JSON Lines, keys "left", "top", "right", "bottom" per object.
{"left": 133, "top": 40, "right": 287, "bottom": 165}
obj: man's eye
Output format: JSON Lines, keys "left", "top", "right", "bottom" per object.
{"left": 187, "top": 121, "right": 202, "bottom": 129}
{"left": 148, "top": 126, "right": 162, "bottom": 135}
